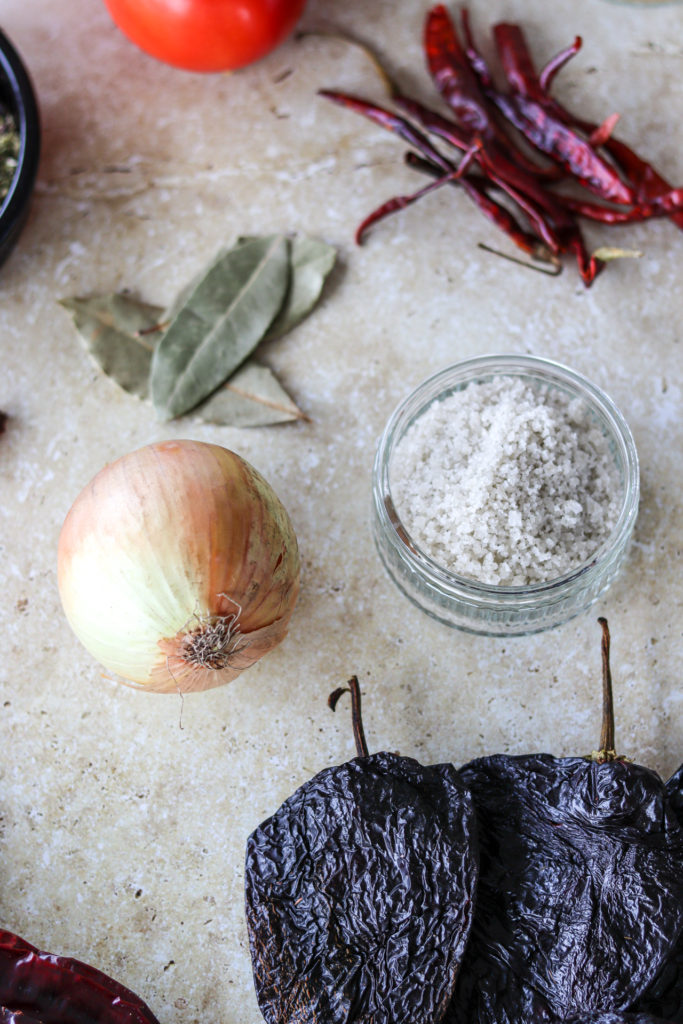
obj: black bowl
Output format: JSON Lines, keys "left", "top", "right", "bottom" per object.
{"left": 0, "top": 29, "right": 40, "bottom": 268}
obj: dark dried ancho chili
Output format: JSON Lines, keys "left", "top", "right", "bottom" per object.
{"left": 631, "top": 764, "right": 683, "bottom": 1023}
{"left": 565, "top": 1013, "right": 677, "bottom": 1023}
{"left": 244, "top": 677, "right": 478, "bottom": 1024}
{"left": 0, "top": 927, "right": 161, "bottom": 1023}
{"left": 444, "top": 620, "right": 683, "bottom": 1024}
{"left": 633, "top": 942, "right": 683, "bottom": 1024}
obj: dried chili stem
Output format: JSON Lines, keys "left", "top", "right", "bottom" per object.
{"left": 477, "top": 242, "right": 562, "bottom": 275}
{"left": 598, "top": 617, "right": 616, "bottom": 760}
{"left": 328, "top": 676, "right": 369, "bottom": 758}
{"left": 299, "top": 28, "right": 398, "bottom": 98}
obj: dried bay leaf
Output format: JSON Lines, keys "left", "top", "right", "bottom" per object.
{"left": 238, "top": 235, "right": 337, "bottom": 341}
{"left": 59, "top": 294, "right": 163, "bottom": 398}
{"left": 150, "top": 234, "right": 290, "bottom": 420}
{"left": 197, "top": 362, "right": 308, "bottom": 427}
{"left": 60, "top": 233, "right": 334, "bottom": 426}
{"left": 59, "top": 292, "right": 305, "bottom": 426}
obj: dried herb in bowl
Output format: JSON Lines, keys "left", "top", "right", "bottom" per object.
{"left": 0, "top": 27, "right": 40, "bottom": 266}
{"left": 0, "top": 105, "right": 19, "bottom": 202}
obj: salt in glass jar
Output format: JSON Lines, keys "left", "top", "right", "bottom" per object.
{"left": 372, "top": 354, "right": 639, "bottom": 637}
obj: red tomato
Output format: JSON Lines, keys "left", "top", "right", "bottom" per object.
{"left": 102, "top": 0, "right": 306, "bottom": 72}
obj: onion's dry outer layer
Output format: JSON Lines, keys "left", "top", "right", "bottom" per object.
{"left": 57, "top": 440, "right": 300, "bottom": 692}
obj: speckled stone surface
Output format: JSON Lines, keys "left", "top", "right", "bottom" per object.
{"left": 0, "top": 0, "right": 681, "bottom": 1020}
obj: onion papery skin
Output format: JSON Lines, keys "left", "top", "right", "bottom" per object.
{"left": 57, "top": 440, "right": 301, "bottom": 693}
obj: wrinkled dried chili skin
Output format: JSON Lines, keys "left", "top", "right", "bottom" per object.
{"left": 665, "top": 764, "right": 683, "bottom": 821}
{"left": 0, "top": 929, "right": 161, "bottom": 1024}
{"left": 565, "top": 1013, "right": 676, "bottom": 1023}
{"left": 632, "top": 765, "right": 683, "bottom": 1023}
{"left": 0, "top": 1011, "right": 45, "bottom": 1022}
{"left": 635, "top": 953, "right": 683, "bottom": 1024}
{"left": 445, "top": 754, "right": 683, "bottom": 1024}
{"left": 245, "top": 752, "right": 478, "bottom": 1024}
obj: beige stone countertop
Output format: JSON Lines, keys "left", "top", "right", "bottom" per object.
{"left": 1, "top": 0, "right": 682, "bottom": 1020}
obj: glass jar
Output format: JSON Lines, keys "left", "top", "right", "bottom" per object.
{"left": 372, "top": 354, "right": 640, "bottom": 637}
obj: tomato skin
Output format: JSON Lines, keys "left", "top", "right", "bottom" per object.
{"left": 102, "top": 0, "right": 306, "bottom": 72}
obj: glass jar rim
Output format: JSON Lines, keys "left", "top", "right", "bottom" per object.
{"left": 373, "top": 353, "right": 640, "bottom": 602}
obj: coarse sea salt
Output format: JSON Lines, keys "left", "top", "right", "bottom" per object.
{"left": 390, "top": 376, "right": 621, "bottom": 586}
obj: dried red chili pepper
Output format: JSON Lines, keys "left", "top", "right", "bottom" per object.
{"left": 320, "top": 16, "right": 600, "bottom": 283}
{"left": 410, "top": 5, "right": 606, "bottom": 282}
{"left": 318, "top": 88, "right": 454, "bottom": 174}
{"left": 320, "top": 6, "right": 681, "bottom": 285}
{"left": 445, "top": 620, "right": 683, "bottom": 1024}
{"left": 404, "top": 151, "right": 553, "bottom": 263}
{"left": 319, "top": 88, "right": 558, "bottom": 261}
{"left": 596, "top": 138, "right": 683, "bottom": 229}
{"left": 0, "top": 928, "right": 161, "bottom": 1023}
{"left": 319, "top": 86, "right": 584, "bottom": 272}
{"left": 489, "top": 20, "right": 683, "bottom": 230}
{"left": 396, "top": 92, "right": 603, "bottom": 283}
{"left": 422, "top": 3, "right": 488, "bottom": 135}
{"left": 483, "top": 86, "right": 634, "bottom": 205}
{"left": 392, "top": 92, "right": 569, "bottom": 250}
{"left": 422, "top": 7, "right": 573, "bottom": 212}
{"left": 350, "top": 81, "right": 602, "bottom": 283}
{"left": 354, "top": 163, "right": 466, "bottom": 245}
{"left": 422, "top": 4, "right": 553, "bottom": 182}
{"left": 556, "top": 193, "right": 682, "bottom": 224}
{"left": 244, "top": 676, "right": 478, "bottom": 1024}
{"left": 439, "top": 10, "right": 610, "bottom": 284}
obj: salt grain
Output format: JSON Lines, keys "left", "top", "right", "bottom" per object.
{"left": 390, "top": 376, "right": 621, "bottom": 586}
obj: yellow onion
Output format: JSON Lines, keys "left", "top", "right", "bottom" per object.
{"left": 57, "top": 440, "right": 300, "bottom": 693}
